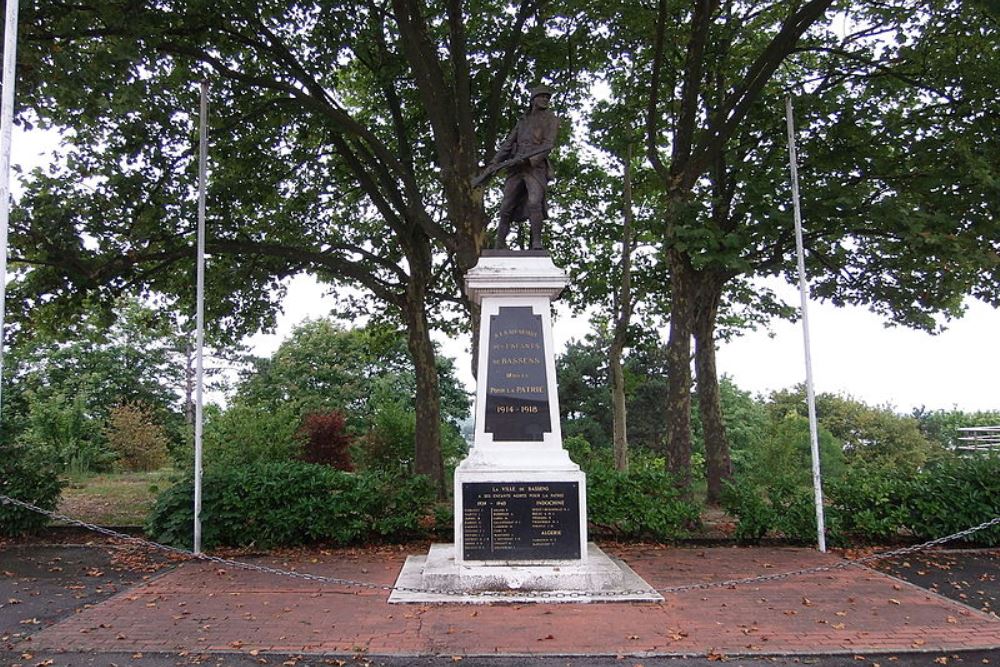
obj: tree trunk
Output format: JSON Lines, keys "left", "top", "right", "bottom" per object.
{"left": 609, "top": 347, "right": 629, "bottom": 471}
{"left": 664, "top": 248, "right": 695, "bottom": 495}
{"left": 693, "top": 276, "right": 733, "bottom": 505}
{"left": 403, "top": 247, "right": 446, "bottom": 499}
{"left": 610, "top": 146, "right": 636, "bottom": 472}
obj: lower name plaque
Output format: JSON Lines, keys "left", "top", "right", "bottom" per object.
{"left": 462, "top": 481, "right": 581, "bottom": 561}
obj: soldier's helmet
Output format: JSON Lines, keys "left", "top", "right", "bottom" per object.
{"left": 529, "top": 85, "right": 555, "bottom": 100}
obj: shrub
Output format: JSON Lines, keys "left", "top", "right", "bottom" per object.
{"left": 907, "top": 455, "right": 1000, "bottom": 546}
{"left": 202, "top": 402, "right": 303, "bottom": 467}
{"left": 565, "top": 435, "right": 699, "bottom": 540}
{"left": 22, "top": 390, "right": 112, "bottom": 474}
{"left": 752, "top": 412, "right": 846, "bottom": 486}
{"left": 587, "top": 464, "right": 701, "bottom": 540}
{"left": 723, "top": 476, "right": 829, "bottom": 543}
{"left": 725, "top": 454, "right": 1000, "bottom": 546}
{"left": 146, "top": 461, "right": 437, "bottom": 549}
{"left": 298, "top": 410, "right": 353, "bottom": 470}
{"left": 0, "top": 442, "right": 64, "bottom": 536}
{"left": 353, "top": 400, "right": 416, "bottom": 472}
{"left": 104, "top": 402, "right": 170, "bottom": 471}
{"left": 827, "top": 464, "right": 914, "bottom": 542}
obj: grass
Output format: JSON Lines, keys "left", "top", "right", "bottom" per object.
{"left": 57, "top": 469, "right": 177, "bottom": 527}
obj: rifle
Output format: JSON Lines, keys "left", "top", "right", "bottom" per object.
{"left": 471, "top": 145, "right": 552, "bottom": 188}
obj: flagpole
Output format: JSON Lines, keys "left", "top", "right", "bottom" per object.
{"left": 785, "top": 96, "right": 827, "bottom": 553}
{"left": 0, "top": 0, "right": 21, "bottom": 421}
{"left": 193, "top": 80, "right": 208, "bottom": 554}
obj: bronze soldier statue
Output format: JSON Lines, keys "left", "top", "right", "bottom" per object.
{"left": 476, "top": 85, "right": 560, "bottom": 250}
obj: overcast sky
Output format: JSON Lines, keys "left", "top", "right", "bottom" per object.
{"left": 11, "top": 127, "right": 1000, "bottom": 414}
{"left": 248, "top": 273, "right": 1000, "bottom": 414}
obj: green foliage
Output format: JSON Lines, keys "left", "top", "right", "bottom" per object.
{"left": 723, "top": 476, "right": 829, "bottom": 544}
{"left": 746, "top": 411, "right": 846, "bottom": 487}
{"left": 727, "top": 453, "right": 1000, "bottom": 546}
{"left": 769, "top": 388, "right": 943, "bottom": 471}
{"left": 827, "top": 464, "right": 914, "bottom": 542}
{"left": 20, "top": 390, "right": 113, "bottom": 475}
{"left": 103, "top": 402, "right": 170, "bottom": 472}
{"left": 202, "top": 402, "right": 303, "bottom": 468}
{"left": 556, "top": 335, "right": 673, "bottom": 454}
{"left": 907, "top": 455, "right": 1000, "bottom": 546}
{"left": 2, "top": 297, "right": 191, "bottom": 458}
{"left": 146, "top": 462, "right": 437, "bottom": 549}
{"left": 587, "top": 464, "right": 701, "bottom": 540}
{"left": 349, "top": 395, "right": 466, "bottom": 476}
{"left": 353, "top": 400, "right": 417, "bottom": 473}
{"left": 912, "top": 407, "right": 1000, "bottom": 450}
{"left": 0, "top": 442, "right": 64, "bottom": 536}
{"left": 566, "top": 436, "right": 699, "bottom": 540}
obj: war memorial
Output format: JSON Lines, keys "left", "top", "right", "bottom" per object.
{"left": 390, "top": 86, "right": 660, "bottom": 603}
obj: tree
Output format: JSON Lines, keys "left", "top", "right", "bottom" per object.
{"left": 2, "top": 296, "right": 190, "bottom": 454}
{"left": 769, "top": 387, "right": 945, "bottom": 472}
{"left": 104, "top": 402, "right": 171, "bottom": 472}
{"left": 204, "top": 319, "right": 469, "bottom": 470}
{"left": 13, "top": 0, "right": 597, "bottom": 495}
{"left": 583, "top": 0, "right": 1000, "bottom": 501}
{"left": 232, "top": 319, "right": 469, "bottom": 430}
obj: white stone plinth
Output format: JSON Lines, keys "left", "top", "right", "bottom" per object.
{"left": 453, "top": 468, "right": 588, "bottom": 567}
{"left": 465, "top": 253, "right": 569, "bottom": 456}
{"left": 389, "top": 252, "right": 660, "bottom": 602}
{"left": 387, "top": 543, "right": 663, "bottom": 604}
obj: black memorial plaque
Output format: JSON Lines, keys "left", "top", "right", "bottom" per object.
{"left": 483, "top": 306, "right": 551, "bottom": 441}
{"left": 461, "top": 481, "right": 581, "bottom": 561}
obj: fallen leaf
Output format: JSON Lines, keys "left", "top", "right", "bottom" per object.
{"left": 934, "top": 658, "right": 948, "bottom": 665}
{"left": 833, "top": 623, "right": 846, "bottom": 630}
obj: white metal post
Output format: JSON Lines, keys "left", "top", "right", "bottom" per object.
{"left": 785, "top": 96, "right": 827, "bottom": 553}
{"left": 0, "top": 0, "right": 21, "bottom": 422}
{"left": 193, "top": 80, "right": 208, "bottom": 554}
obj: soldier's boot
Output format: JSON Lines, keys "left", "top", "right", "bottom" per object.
{"left": 529, "top": 212, "right": 544, "bottom": 250}
{"left": 494, "top": 216, "right": 512, "bottom": 250}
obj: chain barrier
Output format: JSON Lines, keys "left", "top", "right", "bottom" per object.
{"left": 2, "top": 493, "right": 998, "bottom": 600}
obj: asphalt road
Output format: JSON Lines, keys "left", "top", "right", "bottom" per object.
{"left": 1, "top": 544, "right": 996, "bottom": 667}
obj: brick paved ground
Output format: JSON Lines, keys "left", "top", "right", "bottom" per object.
{"left": 23, "top": 546, "right": 1000, "bottom": 657}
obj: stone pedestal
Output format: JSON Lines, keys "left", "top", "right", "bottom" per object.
{"left": 389, "top": 251, "right": 661, "bottom": 603}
